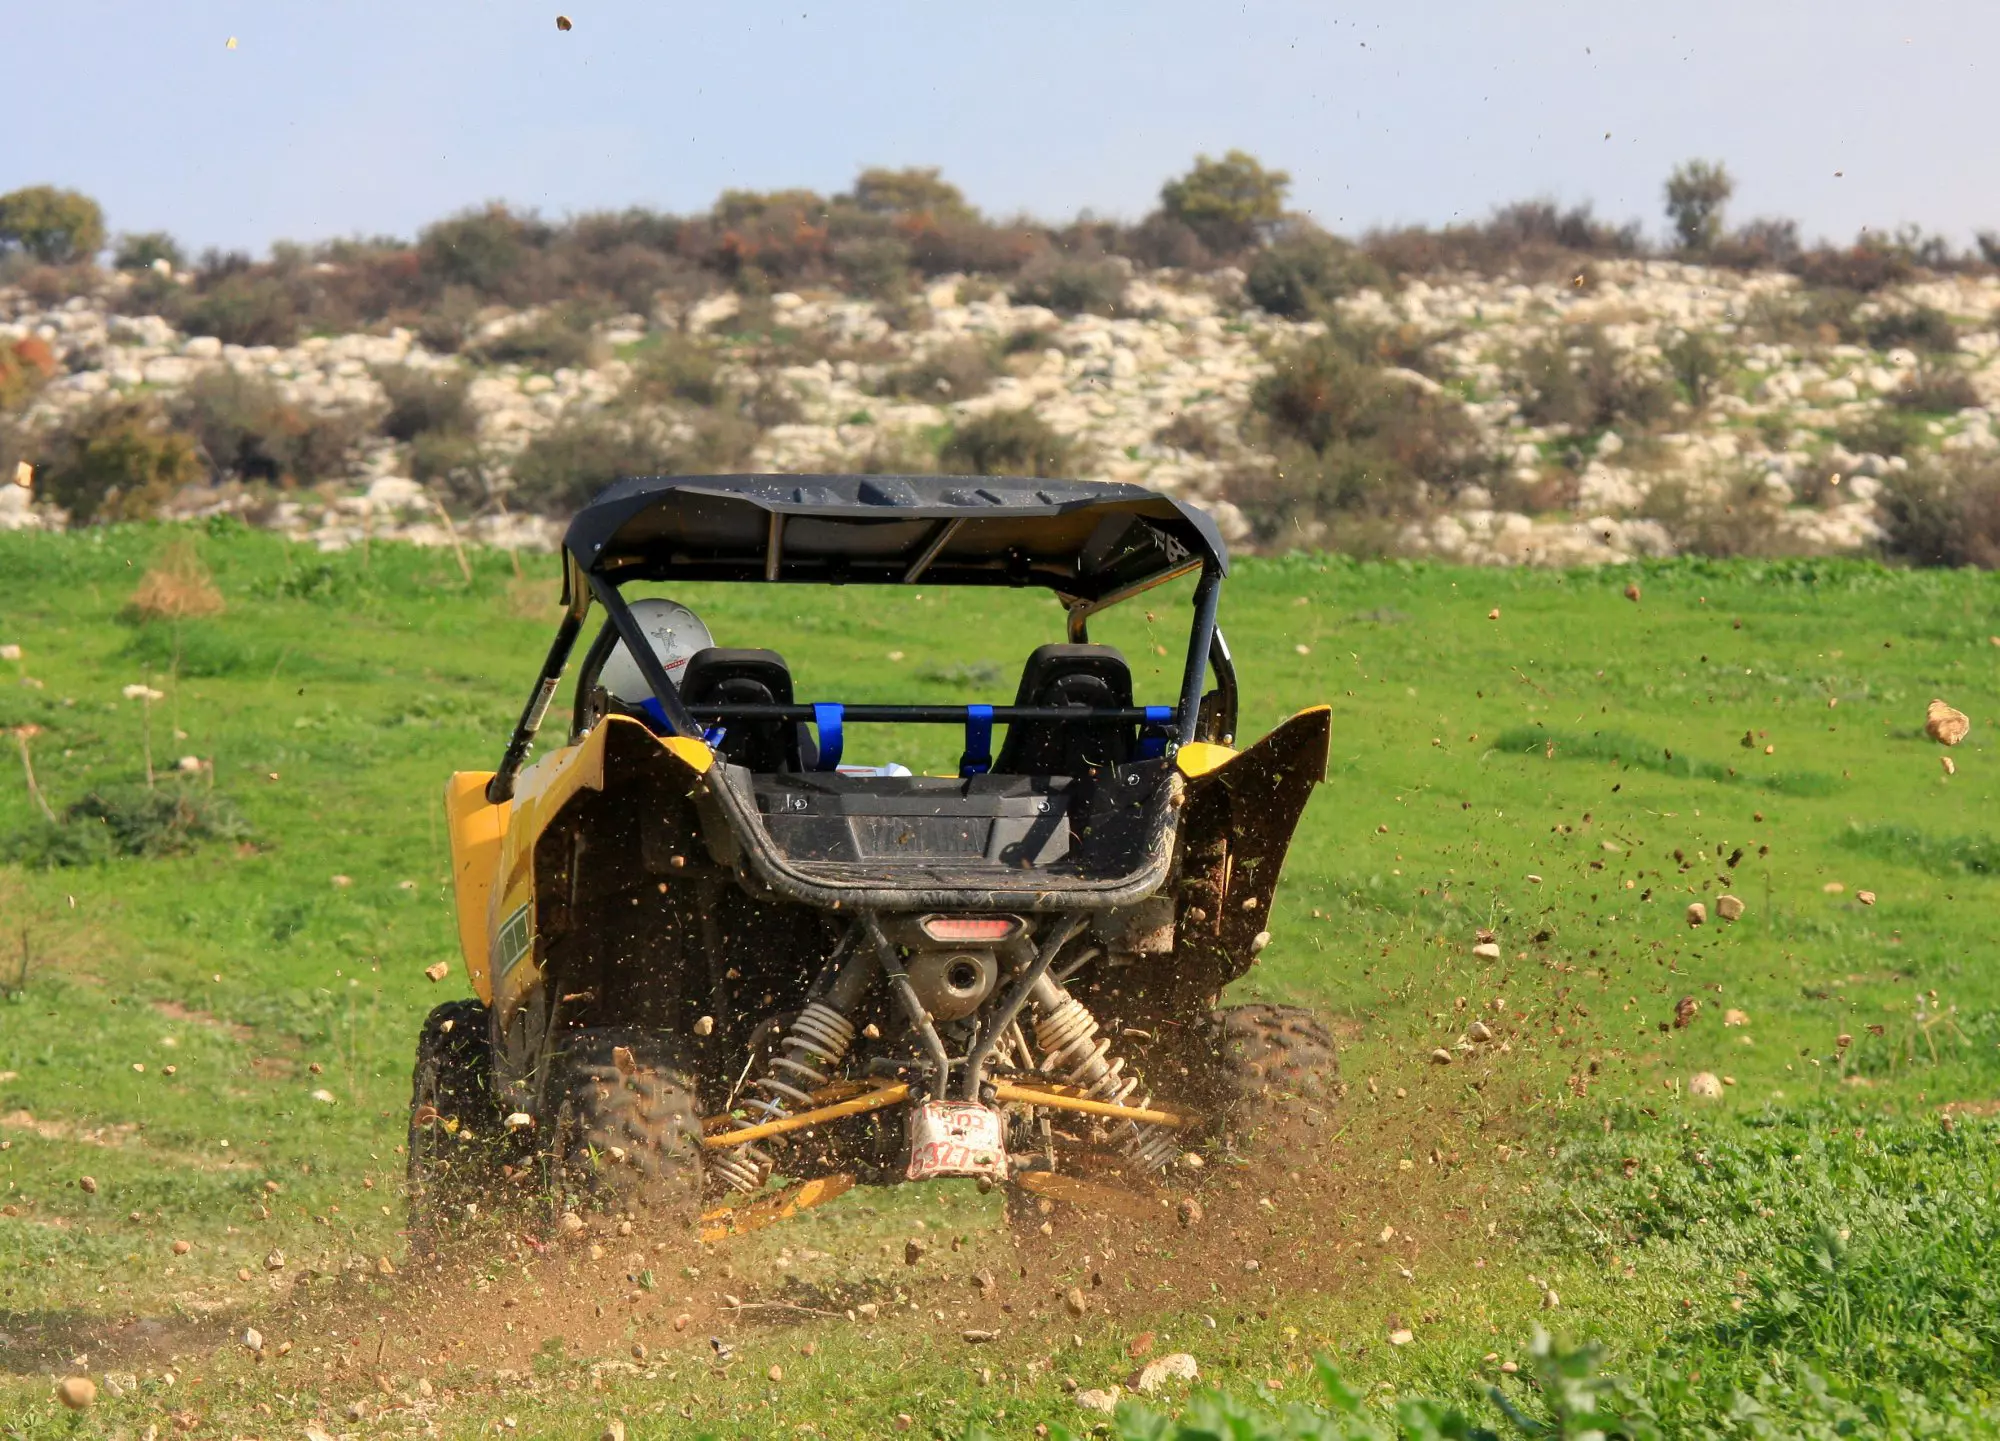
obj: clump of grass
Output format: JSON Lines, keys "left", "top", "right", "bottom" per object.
{"left": 1837, "top": 822, "right": 2000, "bottom": 878}
{"left": 1539, "top": 1103, "right": 2000, "bottom": 1429}
{"left": 129, "top": 536, "right": 225, "bottom": 622}
{"left": 4, "top": 783, "right": 251, "bottom": 866}
{"left": 1494, "top": 726, "right": 1838, "bottom": 796}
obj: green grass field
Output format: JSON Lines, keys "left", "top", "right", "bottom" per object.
{"left": 2, "top": 524, "right": 1998, "bottom": 1438}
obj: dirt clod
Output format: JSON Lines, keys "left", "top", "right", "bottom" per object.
{"left": 56, "top": 1376, "right": 95, "bottom": 1410}
{"left": 1858, "top": 890, "right": 1877, "bottom": 906}
{"left": 1926, "top": 700, "right": 1970, "bottom": 746}
{"left": 1176, "top": 1197, "right": 1203, "bottom": 1227}
{"left": 600, "top": 1422, "right": 625, "bottom": 1441}
{"left": 78, "top": 1174, "right": 97, "bottom": 1194}
{"left": 1467, "top": 1020, "right": 1493, "bottom": 1043}
{"left": 1428, "top": 1048, "right": 1452, "bottom": 1065}
{"left": 171, "top": 1239, "right": 191, "bottom": 1255}
{"left": 1715, "top": 895, "right": 1745, "bottom": 921}
{"left": 1686, "top": 902, "right": 1707, "bottom": 926}
{"left": 1689, "top": 1072, "right": 1724, "bottom": 1100}
{"left": 904, "top": 1239, "right": 927, "bottom": 1266}
{"left": 1134, "top": 1352, "right": 1198, "bottom": 1392}
{"left": 1064, "top": 1286, "right": 1089, "bottom": 1318}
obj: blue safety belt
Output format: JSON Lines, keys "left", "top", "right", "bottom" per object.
{"left": 1138, "top": 704, "right": 1174, "bottom": 759}
{"left": 959, "top": 704, "right": 994, "bottom": 777}
{"left": 812, "top": 703, "right": 844, "bottom": 771}
{"left": 638, "top": 697, "right": 673, "bottom": 734}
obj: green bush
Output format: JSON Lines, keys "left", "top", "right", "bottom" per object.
{"left": 182, "top": 273, "right": 301, "bottom": 347}
{"left": 3, "top": 783, "right": 251, "bottom": 866}
{"left": 468, "top": 306, "right": 602, "bottom": 371}
{"left": 879, "top": 339, "right": 996, "bottom": 401}
{"left": 1866, "top": 304, "right": 1957, "bottom": 353}
{"left": 1878, "top": 453, "right": 2000, "bottom": 568}
{"left": 1010, "top": 254, "right": 1127, "bottom": 316}
{"left": 1889, "top": 361, "right": 1979, "bottom": 414}
{"left": 0, "top": 184, "right": 105, "bottom": 264}
{"left": 1664, "top": 159, "right": 1734, "bottom": 252}
{"left": 374, "top": 363, "right": 473, "bottom": 442}
{"left": 410, "top": 430, "right": 497, "bottom": 507}
{"left": 113, "top": 231, "right": 186, "bottom": 273}
{"left": 1158, "top": 150, "right": 1290, "bottom": 254}
{"left": 36, "top": 400, "right": 205, "bottom": 523}
{"left": 629, "top": 334, "right": 723, "bottom": 407}
{"left": 171, "top": 369, "right": 375, "bottom": 485}
{"left": 1516, "top": 327, "right": 1676, "bottom": 434}
{"left": 1245, "top": 225, "right": 1386, "bottom": 318}
{"left": 1661, "top": 330, "right": 1727, "bottom": 408}
{"left": 1234, "top": 335, "right": 1493, "bottom": 546}
{"left": 418, "top": 203, "right": 549, "bottom": 297}
{"left": 508, "top": 407, "right": 754, "bottom": 513}
{"left": 939, "top": 409, "right": 1072, "bottom": 477}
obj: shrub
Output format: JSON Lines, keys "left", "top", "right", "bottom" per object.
{"left": 0, "top": 185, "right": 106, "bottom": 264}
{"left": 1664, "top": 159, "right": 1734, "bottom": 252}
{"left": 1365, "top": 200, "right": 1644, "bottom": 281}
{"left": 878, "top": 340, "right": 996, "bottom": 401}
{"left": 1158, "top": 151, "right": 1289, "bottom": 254}
{"left": 0, "top": 336, "right": 59, "bottom": 410}
{"left": 182, "top": 273, "right": 300, "bottom": 347}
{"left": 374, "top": 364, "right": 474, "bottom": 443}
{"left": 1009, "top": 254, "right": 1126, "bottom": 316}
{"left": 848, "top": 166, "right": 976, "bottom": 222}
{"left": 61, "top": 784, "right": 249, "bottom": 861}
{"left": 1154, "top": 411, "right": 1228, "bottom": 458}
{"left": 1791, "top": 243, "right": 1912, "bottom": 293}
{"left": 1115, "top": 215, "right": 1211, "bottom": 270}
{"left": 414, "top": 286, "right": 486, "bottom": 354}
{"left": 1865, "top": 304, "right": 1957, "bottom": 353}
{"left": 939, "top": 409, "right": 1073, "bottom": 477}
{"left": 130, "top": 536, "right": 225, "bottom": 621}
{"left": 468, "top": 307, "right": 602, "bottom": 371}
{"left": 36, "top": 400, "right": 204, "bottom": 523}
{"left": 1516, "top": 327, "right": 1677, "bottom": 433}
{"left": 1738, "top": 286, "right": 1860, "bottom": 347}
{"left": 508, "top": 407, "right": 754, "bottom": 513}
{"left": 1245, "top": 225, "right": 1384, "bottom": 318}
{"left": 113, "top": 231, "right": 186, "bottom": 273}
{"left": 418, "top": 203, "right": 550, "bottom": 298}
{"left": 1878, "top": 454, "right": 2000, "bottom": 568}
{"left": 1888, "top": 361, "right": 1979, "bottom": 414}
{"left": 1234, "top": 334, "right": 1493, "bottom": 545}
{"left": 1834, "top": 409, "right": 1924, "bottom": 459}
{"left": 628, "top": 334, "right": 723, "bottom": 406}
{"left": 1710, "top": 216, "right": 1801, "bottom": 269}
{"left": 409, "top": 431, "right": 498, "bottom": 508}
{"left": 1637, "top": 468, "right": 1792, "bottom": 559}
{"left": 1662, "top": 330, "right": 1727, "bottom": 407}
{"left": 171, "top": 369, "right": 375, "bottom": 485}
{"left": 831, "top": 235, "right": 913, "bottom": 298}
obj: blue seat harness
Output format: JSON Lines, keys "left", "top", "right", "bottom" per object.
{"left": 643, "top": 697, "right": 1171, "bottom": 773}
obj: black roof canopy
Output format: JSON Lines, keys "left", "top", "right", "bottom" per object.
{"left": 562, "top": 474, "right": 1227, "bottom": 604}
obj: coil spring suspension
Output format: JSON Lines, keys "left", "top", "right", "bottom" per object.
{"left": 710, "top": 1001, "right": 856, "bottom": 1194}
{"left": 1033, "top": 989, "right": 1179, "bottom": 1174}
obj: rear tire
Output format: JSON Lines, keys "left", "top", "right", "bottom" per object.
{"left": 548, "top": 1029, "right": 703, "bottom": 1223}
{"left": 407, "top": 999, "right": 500, "bottom": 1256}
{"left": 1195, "top": 1002, "right": 1340, "bottom": 1141}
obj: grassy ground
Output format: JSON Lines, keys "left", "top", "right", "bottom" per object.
{"left": 1, "top": 525, "right": 1997, "bottom": 1437}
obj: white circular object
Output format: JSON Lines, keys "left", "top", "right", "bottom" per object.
{"left": 600, "top": 598, "right": 713, "bottom": 704}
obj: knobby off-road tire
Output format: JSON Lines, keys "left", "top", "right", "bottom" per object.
{"left": 1196, "top": 1002, "right": 1341, "bottom": 1142}
{"left": 407, "top": 998, "right": 501, "bottom": 1256}
{"left": 548, "top": 1029, "right": 703, "bottom": 1223}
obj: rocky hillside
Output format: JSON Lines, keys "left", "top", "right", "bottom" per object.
{"left": 5, "top": 257, "right": 1998, "bottom": 565}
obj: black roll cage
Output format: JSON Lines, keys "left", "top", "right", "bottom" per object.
{"left": 484, "top": 558, "right": 1235, "bottom": 805}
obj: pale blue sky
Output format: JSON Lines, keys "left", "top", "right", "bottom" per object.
{"left": 6, "top": 1, "right": 1996, "bottom": 255}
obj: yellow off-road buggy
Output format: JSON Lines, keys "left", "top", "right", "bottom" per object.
{"left": 411, "top": 473, "right": 1331, "bottom": 1242}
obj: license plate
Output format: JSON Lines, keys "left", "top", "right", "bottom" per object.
{"left": 905, "top": 1101, "right": 1007, "bottom": 1182}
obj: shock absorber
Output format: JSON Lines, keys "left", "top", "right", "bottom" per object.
{"left": 1028, "top": 975, "right": 1180, "bottom": 1174}
{"left": 711, "top": 1002, "right": 857, "bottom": 1193}
{"left": 711, "top": 941, "right": 877, "bottom": 1195}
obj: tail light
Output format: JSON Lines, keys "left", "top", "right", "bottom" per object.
{"left": 919, "top": 915, "right": 1022, "bottom": 944}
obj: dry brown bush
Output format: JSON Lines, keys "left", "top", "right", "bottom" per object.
{"left": 131, "top": 536, "right": 225, "bottom": 621}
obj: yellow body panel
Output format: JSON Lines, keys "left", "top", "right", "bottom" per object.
{"left": 443, "top": 772, "right": 509, "bottom": 1000}
{"left": 1174, "top": 741, "right": 1238, "bottom": 777}
{"left": 445, "top": 716, "right": 709, "bottom": 1011}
